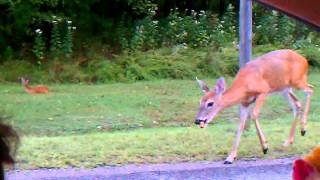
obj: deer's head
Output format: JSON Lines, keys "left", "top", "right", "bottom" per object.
{"left": 195, "top": 77, "right": 225, "bottom": 128}
{"left": 21, "top": 77, "right": 29, "bottom": 86}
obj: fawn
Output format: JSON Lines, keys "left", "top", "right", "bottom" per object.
{"left": 21, "top": 78, "right": 49, "bottom": 94}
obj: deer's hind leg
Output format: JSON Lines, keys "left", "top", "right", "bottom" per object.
{"left": 283, "top": 88, "right": 301, "bottom": 146}
{"left": 300, "top": 85, "right": 313, "bottom": 136}
{"left": 292, "top": 77, "right": 313, "bottom": 136}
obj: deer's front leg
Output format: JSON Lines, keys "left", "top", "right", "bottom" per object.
{"left": 252, "top": 93, "right": 268, "bottom": 154}
{"left": 224, "top": 104, "right": 249, "bottom": 164}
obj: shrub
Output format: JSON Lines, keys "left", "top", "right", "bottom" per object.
{"left": 0, "top": 60, "right": 42, "bottom": 82}
{"left": 87, "top": 59, "right": 125, "bottom": 83}
{"left": 47, "top": 61, "right": 86, "bottom": 83}
{"left": 298, "top": 46, "right": 320, "bottom": 68}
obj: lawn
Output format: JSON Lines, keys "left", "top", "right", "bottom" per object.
{"left": 0, "top": 73, "right": 319, "bottom": 169}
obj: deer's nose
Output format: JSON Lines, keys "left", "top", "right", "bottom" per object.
{"left": 195, "top": 119, "right": 203, "bottom": 125}
{"left": 195, "top": 119, "right": 208, "bottom": 125}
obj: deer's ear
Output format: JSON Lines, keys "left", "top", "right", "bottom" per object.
{"left": 196, "top": 77, "right": 209, "bottom": 93}
{"left": 214, "top": 77, "right": 225, "bottom": 95}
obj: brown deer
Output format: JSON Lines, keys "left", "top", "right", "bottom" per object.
{"left": 195, "top": 49, "right": 313, "bottom": 164}
{"left": 21, "top": 78, "right": 49, "bottom": 94}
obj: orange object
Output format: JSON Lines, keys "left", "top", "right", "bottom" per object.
{"left": 21, "top": 78, "right": 49, "bottom": 94}
{"left": 293, "top": 145, "right": 320, "bottom": 180}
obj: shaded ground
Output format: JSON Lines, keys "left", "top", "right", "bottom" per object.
{"left": 7, "top": 157, "right": 297, "bottom": 180}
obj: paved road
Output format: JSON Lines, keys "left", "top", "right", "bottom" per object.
{"left": 6, "top": 157, "right": 296, "bottom": 180}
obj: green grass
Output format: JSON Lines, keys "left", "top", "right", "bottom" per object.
{"left": 1, "top": 73, "right": 320, "bottom": 169}
{"left": 1, "top": 80, "right": 203, "bottom": 136}
{"left": 17, "top": 122, "right": 320, "bottom": 169}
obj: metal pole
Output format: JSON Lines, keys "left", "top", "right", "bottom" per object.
{"left": 239, "top": 0, "right": 252, "bottom": 68}
{"left": 239, "top": 0, "right": 252, "bottom": 130}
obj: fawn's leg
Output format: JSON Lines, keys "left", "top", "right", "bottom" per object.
{"left": 224, "top": 104, "right": 249, "bottom": 164}
{"left": 283, "top": 89, "right": 301, "bottom": 146}
{"left": 251, "top": 94, "right": 268, "bottom": 154}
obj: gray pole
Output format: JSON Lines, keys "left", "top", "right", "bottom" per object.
{"left": 239, "top": 0, "right": 252, "bottom": 68}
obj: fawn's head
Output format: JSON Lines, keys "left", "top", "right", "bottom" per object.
{"left": 20, "top": 78, "right": 29, "bottom": 86}
{"left": 195, "top": 77, "right": 225, "bottom": 128}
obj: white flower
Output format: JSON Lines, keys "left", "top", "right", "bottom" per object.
{"left": 152, "top": 20, "right": 158, "bottom": 24}
{"left": 183, "top": 31, "right": 187, "bottom": 36}
{"left": 72, "top": 26, "right": 76, "bottom": 30}
{"left": 35, "top": 29, "right": 42, "bottom": 33}
{"left": 272, "top": 10, "right": 278, "bottom": 16}
{"left": 52, "top": 20, "right": 57, "bottom": 24}
{"left": 169, "top": 21, "right": 176, "bottom": 26}
{"left": 150, "top": 10, "right": 156, "bottom": 15}
{"left": 221, "top": 21, "right": 225, "bottom": 24}
{"left": 200, "top": 10, "right": 205, "bottom": 14}
{"left": 67, "top": 20, "right": 72, "bottom": 24}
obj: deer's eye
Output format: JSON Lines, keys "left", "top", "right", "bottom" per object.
{"left": 207, "top": 102, "right": 214, "bottom": 107}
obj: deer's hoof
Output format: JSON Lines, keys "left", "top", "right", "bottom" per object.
{"left": 263, "top": 148, "right": 268, "bottom": 154}
{"left": 224, "top": 160, "right": 233, "bottom": 164}
{"left": 301, "top": 130, "right": 306, "bottom": 136}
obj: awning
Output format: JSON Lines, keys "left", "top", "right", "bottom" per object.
{"left": 255, "top": 0, "right": 320, "bottom": 31}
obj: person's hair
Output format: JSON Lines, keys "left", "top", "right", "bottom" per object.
{"left": 0, "top": 122, "right": 19, "bottom": 180}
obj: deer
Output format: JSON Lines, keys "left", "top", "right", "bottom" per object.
{"left": 195, "top": 49, "right": 313, "bottom": 164}
{"left": 21, "top": 77, "right": 49, "bottom": 94}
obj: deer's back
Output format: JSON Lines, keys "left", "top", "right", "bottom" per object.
{"left": 234, "top": 49, "right": 308, "bottom": 93}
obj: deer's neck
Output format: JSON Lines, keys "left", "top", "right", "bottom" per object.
{"left": 219, "top": 85, "right": 247, "bottom": 108}
{"left": 23, "top": 84, "right": 32, "bottom": 90}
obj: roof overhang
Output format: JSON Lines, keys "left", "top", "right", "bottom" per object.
{"left": 255, "top": 0, "right": 320, "bottom": 31}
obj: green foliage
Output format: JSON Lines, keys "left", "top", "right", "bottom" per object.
{"left": 128, "top": 7, "right": 215, "bottom": 50}
{"left": 0, "top": 60, "right": 40, "bottom": 82}
{"left": 1, "top": 44, "right": 320, "bottom": 83}
{"left": 297, "top": 45, "right": 320, "bottom": 68}
{"left": 253, "top": 6, "right": 296, "bottom": 46}
{"left": 130, "top": 15, "right": 159, "bottom": 50}
{"left": 276, "top": 15, "right": 295, "bottom": 44}
{"left": 219, "top": 4, "right": 237, "bottom": 42}
{"left": 205, "top": 46, "right": 239, "bottom": 76}
{"left": 0, "top": 2, "right": 319, "bottom": 84}
{"left": 62, "top": 21, "right": 75, "bottom": 57}
{"left": 2, "top": 46, "right": 13, "bottom": 61}
{"left": 87, "top": 59, "right": 125, "bottom": 83}
{"left": 50, "top": 20, "right": 62, "bottom": 56}
{"left": 120, "top": 49, "right": 199, "bottom": 80}
{"left": 32, "top": 29, "right": 45, "bottom": 60}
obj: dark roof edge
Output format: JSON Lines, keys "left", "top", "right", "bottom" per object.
{"left": 254, "top": 0, "right": 320, "bottom": 32}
